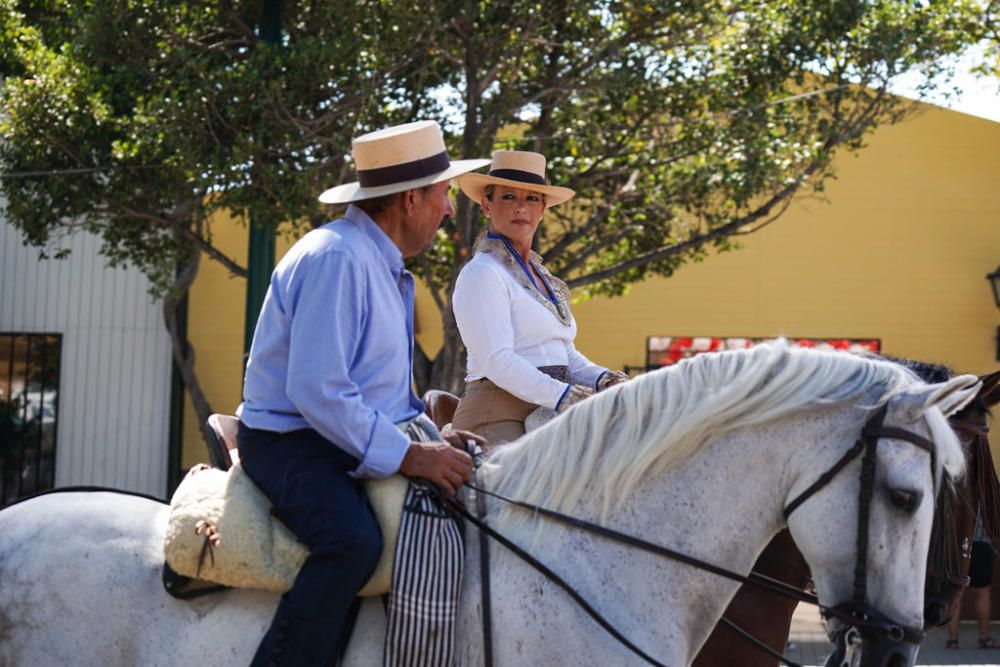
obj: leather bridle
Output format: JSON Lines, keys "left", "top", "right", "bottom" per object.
{"left": 783, "top": 403, "right": 935, "bottom": 650}
{"left": 440, "top": 402, "right": 943, "bottom": 666}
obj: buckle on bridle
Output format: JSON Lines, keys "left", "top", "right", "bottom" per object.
{"left": 826, "top": 602, "right": 924, "bottom": 645}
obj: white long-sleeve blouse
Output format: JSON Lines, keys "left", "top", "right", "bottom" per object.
{"left": 452, "top": 248, "right": 607, "bottom": 410}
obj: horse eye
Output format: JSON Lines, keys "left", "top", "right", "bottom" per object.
{"left": 888, "top": 488, "right": 922, "bottom": 513}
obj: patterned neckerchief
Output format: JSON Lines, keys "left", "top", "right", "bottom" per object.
{"left": 473, "top": 232, "right": 573, "bottom": 326}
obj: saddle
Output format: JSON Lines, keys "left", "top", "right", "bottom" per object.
{"left": 163, "top": 414, "right": 406, "bottom": 597}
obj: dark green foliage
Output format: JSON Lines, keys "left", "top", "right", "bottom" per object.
{"left": 0, "top": 0, "right": 430, "bottom": 291}
{"left": 0, "top": 0, "right": 985, "bottom": 389}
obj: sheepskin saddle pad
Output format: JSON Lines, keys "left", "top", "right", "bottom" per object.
{"left": 163, "top": 462, "right": 407, "bottom": 596}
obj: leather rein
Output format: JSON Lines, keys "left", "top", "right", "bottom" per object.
{"left": 439, "top": 403, "right": 941, "bottom": 667}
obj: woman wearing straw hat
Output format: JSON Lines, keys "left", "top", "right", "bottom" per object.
{"left": 450, "top": 150, "right": 629, "bottom": 445}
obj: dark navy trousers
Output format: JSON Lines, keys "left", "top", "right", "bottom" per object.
{"left": 238, "top": 423, "right": 383, "bottom": 667}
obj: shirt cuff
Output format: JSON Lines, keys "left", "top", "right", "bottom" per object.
{"left": 554, "top": 384, "right": 573, "bottom": 411}
{"left": 594, "top": 370, "right": 610, "bottom": 392}
{"left": 351, "top": 416, "right": 411, "bottom": 479}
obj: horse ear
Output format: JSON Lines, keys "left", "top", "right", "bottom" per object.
{"left": 978, "top": 370, "right": 1000, "bottom": 408}
{"left": 895, "top": 374, "right": 982, "bottom": 422}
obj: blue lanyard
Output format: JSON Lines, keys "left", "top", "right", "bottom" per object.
{"left": 487, "top": 232, "right": 559, "bottom": 306}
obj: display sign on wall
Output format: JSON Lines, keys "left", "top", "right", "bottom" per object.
{"left": 646, "top": 336, "right": 882, "bottom": 368}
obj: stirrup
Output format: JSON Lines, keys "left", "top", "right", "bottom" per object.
{"left": 161, "top": 561, "right": 228, "bottom": 600}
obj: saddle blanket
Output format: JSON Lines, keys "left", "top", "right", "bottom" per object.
{"left": 163, "top": 414, "right": 465, "bottom": 667}
{"left": 163, "top": 463, "right": 407, "bottom": 596}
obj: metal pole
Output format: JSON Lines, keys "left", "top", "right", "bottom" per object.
{"left": 244, "top": 0, "right": 281, "bottom": 356}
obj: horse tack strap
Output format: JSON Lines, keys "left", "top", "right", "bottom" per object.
{"left": 783, "top": 404, "right": 939, "bottom": 521}
{"left": 464, "top": 484, "right": 820, "bottom": 605}
{"left": 852, "top": 419, "right": 881, "bottom": 615}
{"left": 947, "top": 418, "right": 989, "bottom": 438}
{"left": 473, "top": 472, "right": 494, "bottom": 667}
{"left": 783, "top": 403, "right": 932, "bottom": 645}
{"left": 783, "top": 437, "right": 866, "bottom": 520}
{"left": 440, "top": 493, "right": 671, "bottom": 667}
{"left": 450, "top": 482, "right": 918, "bottom": 663}
{"left": 872, "top": 426, "right": 936, "bottom": 458}
{"left": 718, "top": 618, "right": 804, "bottom": 667}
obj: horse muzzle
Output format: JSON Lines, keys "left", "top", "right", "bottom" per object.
{"left": 824, "top": 605, "right": 923, "bottom": 667}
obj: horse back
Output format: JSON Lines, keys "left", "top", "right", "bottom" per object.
{"left": 0, "top": 490, "right": 271, "bottom": 666}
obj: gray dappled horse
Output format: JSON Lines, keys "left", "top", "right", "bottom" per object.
{"left": 0, "top": 342, "right": 979, "bottom": 666}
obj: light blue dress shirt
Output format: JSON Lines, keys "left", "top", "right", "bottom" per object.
{"left": 238, "top": 205, "right": 423, "bottom": 479}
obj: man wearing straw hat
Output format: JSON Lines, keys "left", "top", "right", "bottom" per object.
{"left": 237, "top": 120, "right": 488, "bottom": 666}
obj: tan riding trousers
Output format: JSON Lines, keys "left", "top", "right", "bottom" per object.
{"left": 451, "top": 379, "right": 537, "bottom": 446}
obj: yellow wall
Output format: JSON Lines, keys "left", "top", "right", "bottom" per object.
{"left": 418, "top": 105, "right": 1000, "bottom": 377}
{"left": 180, "top": 214, "right": 295, "bottom": 471}
{"left": 183, "top": 102, "right": 1000, "bottom": 468}
{"left": 567, "top": 105, "right": 1000, "bottom": 377}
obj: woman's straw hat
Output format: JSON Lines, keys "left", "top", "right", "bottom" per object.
{"left": 319, "top": 121, "right": 489, "bottom": 204}
{"left": 458, "top": 150, "right": 575, "bottom": 208}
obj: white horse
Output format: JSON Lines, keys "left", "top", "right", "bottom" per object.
{"left": 0, "top": 342, "right": 978, "bottom": 667}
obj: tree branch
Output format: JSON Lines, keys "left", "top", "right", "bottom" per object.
{"left": 417, "top": 254, "right": 446, "bottom": 315}
{"left": 162, "top": 246, "right": 216, "bottom": 454}
{"left": 118, "top": 205, "right": 248, "bottom": 277}
{"left": 565, "top": 92, "right": 889, "bottom": 289}
{"left": 566, "top": 174, "right": 812, "bottom": 289}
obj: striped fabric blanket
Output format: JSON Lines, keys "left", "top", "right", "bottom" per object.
{"left": 385, "top": 415, "right": 464, "bottom": 667}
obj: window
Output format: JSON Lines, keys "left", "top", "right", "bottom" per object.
{"left": 1, "top": 333, "right": 61, "bottom": 505}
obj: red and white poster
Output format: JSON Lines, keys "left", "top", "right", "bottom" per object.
{"left": 646, "top": 336, "right": 881, "bottom": 368}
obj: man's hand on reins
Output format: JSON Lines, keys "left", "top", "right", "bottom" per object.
{"left": 441, "top": 428, "right": 489, "bottom": 454}
{"left": 400, "top": 441, "right": 473, "bottom": 496}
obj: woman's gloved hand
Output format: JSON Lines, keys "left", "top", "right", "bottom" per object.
{"left": 557, "top": 385, "right": 593, "bottom": 413}
{"left": 597, "top": 370, "right": 630, "bottom": 392}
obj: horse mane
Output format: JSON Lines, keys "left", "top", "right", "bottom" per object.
{"left": 484, "top": 340, "right": 958, "bottom": 521}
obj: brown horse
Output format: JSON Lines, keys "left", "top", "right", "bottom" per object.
{"left": 693, "top": 368, "right": 1000, "bottom": 667}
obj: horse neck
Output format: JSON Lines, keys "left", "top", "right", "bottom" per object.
{"left": 473, "top": 414, "right": 818, "bottom": 663}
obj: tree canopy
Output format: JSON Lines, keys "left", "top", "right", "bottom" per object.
{"left": 980, "top": 0, "right": 1000, "bottom": 78}
{"left": 0, "top": 0, "right": 987, "bottom": 399}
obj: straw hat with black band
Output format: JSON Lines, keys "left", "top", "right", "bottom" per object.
{"left": 319, "top": 120, "right": 489, "bottom": 205}
{"left": 458, "top": 150, "right": 575, "bottom": 208}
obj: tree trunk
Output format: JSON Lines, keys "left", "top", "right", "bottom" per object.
{"left": 413, "top": 341, "right": 432, "bottom": 398}
{"left": 427, "top": 309, "right": 467, "bottom": 396}
{"left": 162, "top": 248, "right": 216, "bottom": 453}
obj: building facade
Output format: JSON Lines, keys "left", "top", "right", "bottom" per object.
{"left": 0, "top": 217, "right": 173, "bottom": 501}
